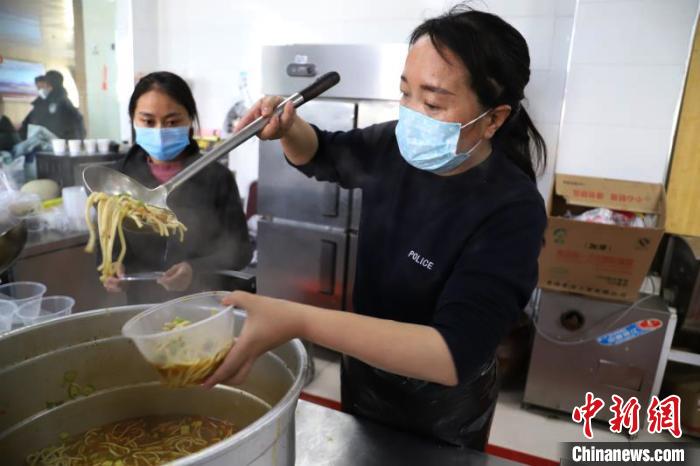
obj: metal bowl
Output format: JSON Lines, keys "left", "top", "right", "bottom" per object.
{"left": 0, "top": 305, "right": 307, "bottom": 465}
{"left": 0, "top": 220, "right": 27, "bottom": 276}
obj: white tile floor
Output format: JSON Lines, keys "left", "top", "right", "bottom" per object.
{"left": 302, "top": 348, "right": 700, "bottom": 463}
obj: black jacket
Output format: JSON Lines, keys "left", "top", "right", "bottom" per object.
{"left": 20, "top": 88, "right": 85, "bottom": 140}
{"left": 113, "top": 144, "right": 253, "bottom": 303}
{"left": 296, "top": 122, "right": 547, "bottom": 383}
{"left": 0, "top": 115, "right": 19, "bottom": 151}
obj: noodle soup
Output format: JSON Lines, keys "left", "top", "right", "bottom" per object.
{"left": 154, "top": 345, "right": 231, "bottom": 387}
{"left": 122, "top": 292, "right": 235, "bottom": 388}
{"left": 26, "top": 414, "right": 237, "bottom": 466}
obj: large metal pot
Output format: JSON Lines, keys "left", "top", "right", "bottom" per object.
{"left": 0, "top": 305, "right": 308, "bottom": 465}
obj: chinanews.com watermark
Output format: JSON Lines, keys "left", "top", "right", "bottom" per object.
{"left": 558, "top": 392, "right": 699, "bottom": 465}
{"left": 560, "top": 442, "right": 697, "bottom": 465}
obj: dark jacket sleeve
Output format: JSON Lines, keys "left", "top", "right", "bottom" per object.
{"left": 290, "top": 121, "right": 396, "bottom": 190}
{"left": 19, "top": 112, "right": 32, "bottom": 140}
{"left": 58, "top": 101, "right": 86, "bottom": 139}
{"left": 188, "top": 169, "right": 253, "bottom": 273}
{"left": 431, "top": 198, "right": 546, "bottom": 383}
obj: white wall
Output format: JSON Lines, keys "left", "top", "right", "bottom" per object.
{"left": 82, "top": 0, "right": 121, "bottom": 140}
{"left": 125, "top": 0, "right": 574, "bottom": 201}
{"left": 556, "top": 0, "right": 699, "bottom": 184}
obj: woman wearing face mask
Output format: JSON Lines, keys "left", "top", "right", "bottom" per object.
{"left": 205, "top": 7, "right": 546, "bottom": 450}
{"left": 102, "top": 71, "right": 253, "bottom": 304}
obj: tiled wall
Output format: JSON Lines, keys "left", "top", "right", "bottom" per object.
{"left": 123, "top": 0, "right": 575, "bottom": 200}
{"left": 556, "top": 0, "right": 699, "bottom": 184}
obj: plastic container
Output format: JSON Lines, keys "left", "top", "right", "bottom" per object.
{"left": 122, "top": 291, "right": 235, "bottom": 387}
{"left": 16, "top": 295, "right": 74, "bottom": 326}
{"left": 0, "top": 282, "right": 47, "bottom": 326}
{"left": 83, "top": 139, "right": 97, "bottom": 153}
{"left": 68, "top": 139, "right": 82, "bottom": 156}
{"left": 51, "top": 139, "right": 67, "bottom": 155}
{"left": 97, "top": 138, "right": 110, "bottom": 154}
{"left": 8, "top": 192, "right": 41, "bottom": 217}
{"left": 62, "top": 186, "right": 88, "bottom": 222}
{"left": 0, "top": 300, "right": 17, "bottom": 332}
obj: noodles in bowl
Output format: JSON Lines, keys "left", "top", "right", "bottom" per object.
{"left": 122, "top": 292, "right": 235, "bottom": 388}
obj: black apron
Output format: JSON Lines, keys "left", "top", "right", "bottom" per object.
{"left": 341, "top": 355, "right": 498, "bottom": 451}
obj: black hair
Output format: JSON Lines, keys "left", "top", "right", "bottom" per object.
{"left": 128, "top": 71, "right": 200, "bottom": 148}
{"left": 44, "top": 70, "right": 64, "bottom": 88}
{"left": 410, "top": 5, "right": 546, "bottom": 181}
{"left": 34, "top": 75, "right": 46, "bottom": 84}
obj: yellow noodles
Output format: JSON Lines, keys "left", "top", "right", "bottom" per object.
{"left": 26, "top": 415, "right": 237, "bottom": 466}
{"left": 84, "top": 193, "right": 186, "bottom": 282}
{"left": 154, "top": 346, "right": 231, "bottom": 388}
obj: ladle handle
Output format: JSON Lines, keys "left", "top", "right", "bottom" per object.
{"left": 163, "top": 72, "right": 341, "bottom": 193}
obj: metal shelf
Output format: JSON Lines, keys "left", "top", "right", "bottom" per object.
{"left": 668, "top": 348, "right": 700, "bottom": 367}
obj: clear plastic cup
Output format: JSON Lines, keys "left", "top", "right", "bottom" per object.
{"left": 0, "top": 300, "right": 17, "bottom": 332}
{"left": 0, "top": 281, "right": 47, "bottom": 325}
{"left": 122, "top": 291, "right": 235, "bottom": 387}
{"left": 16, "top": 295, "right": 75, "bottom": 326}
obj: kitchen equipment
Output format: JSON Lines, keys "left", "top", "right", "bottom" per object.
{"left": 118, "top": 271, "right": 165, "bottom": 282}
{"left": 1, "top": 383, "right": 271, "bottom": 465}
{"left": 257, "top": 45, "right": 404, "bottom": 314}
{"left": 82, "top": 72, "right": 340, "bottom": 210}
{"left": 15, "top": 295, "right": 74, "bottom": 326}
{"left": 0, "top": 304, "right": 307, "bottom": 465}
{"left": 0, "top": 300, "right": 16, "bottom": 332}
{"left": 661, "top": 235, "right": 700, "bottom": 336}
{"left": 523, "top": 290, "right": 676, "bottom": 424}
{"left": 36, "top": 151, "right": 125, "bottom": 188}
{"left": 0, "top": 220, "right": 27, "bottom": 275}
{"left": 122, "top": 292, "right": 234, "bottom": 384}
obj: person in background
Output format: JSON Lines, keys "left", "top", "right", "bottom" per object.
{"left": 0, "top": 96, "right": 20, "bottom": 151}
{"left": 18, "top": 75, "right": 49, "bottom": 140}
{"left": 205, "top": 6, "right": 547, "bottom": 451}
{"left": 101, "top": 71, "right": 253, "bottom": 304}
{"left": 20, "top": 70, "right": 85, "bottom": 140}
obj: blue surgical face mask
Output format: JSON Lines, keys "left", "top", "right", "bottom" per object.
{"left": 395, "top": 105, "right": 490, "bottom": 174}
{"left": 134, "top": 126, "right": 190, "bottom": 161}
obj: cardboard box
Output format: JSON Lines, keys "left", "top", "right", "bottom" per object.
{"left": 538, "top": 174, "right": 666, "bottom": 302}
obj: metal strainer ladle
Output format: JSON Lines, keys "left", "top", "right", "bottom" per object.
{"left": 82, "top": 72, "right": 341, "bottom": 209}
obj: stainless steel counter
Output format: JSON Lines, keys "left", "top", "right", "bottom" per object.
{"left": 295, "top": 400, "right": 523, "bottom": 465}
{"left": 9, "top": 229, "right": 126, "bottom": 311}
{"left": 20, "top": 229, "right": 88, "bottom": 259}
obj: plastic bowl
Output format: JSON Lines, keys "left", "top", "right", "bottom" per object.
{"left": 122, "top": 291, "right": 235, "bottom": 387}
{"left": 16, "top": 295, "right": 75, "bottom": 326}
{"left": 0, "top": 300, "right": 17, "bottom": 332}
{"left": 0, "top": 281, "right": 47, "bottom": 325}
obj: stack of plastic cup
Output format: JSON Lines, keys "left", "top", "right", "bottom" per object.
{"left": 0, "top": 300, "right": 17, "bottom": 333}
{"left": 0, "top": 281, "right": 47, "bottom": 329}
{"left": 16, "top": 296, "right": 75, "bottom": 326}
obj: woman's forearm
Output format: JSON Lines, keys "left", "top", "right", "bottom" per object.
{"left": 289, "top": 301, "right": 459, "bottom": 386}
{"left": 281, "top": 116, "right": 319, "bottom": 166}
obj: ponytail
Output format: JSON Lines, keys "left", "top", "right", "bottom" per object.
{"left": 493, "top": 105, "right": 547, "bottom": 182}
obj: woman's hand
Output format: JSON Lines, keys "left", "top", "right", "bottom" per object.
{"left": 158, "top": 262, "right": 193, "bottom": 291}
{"left": 203, "top": 291, "right": 305, "bottom": 387}
{"left": 103, "top": 264, "right": 125, "bottom": 293}
{"left": 234, "top": 96, "right": 297, "bottom": 140}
